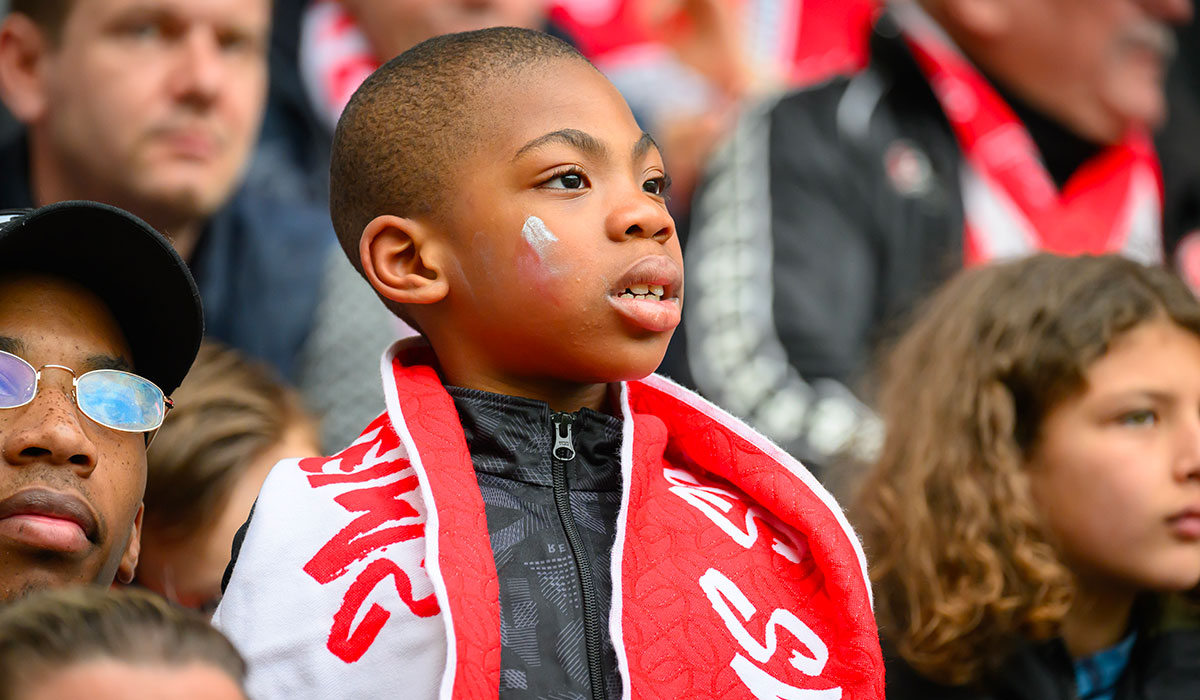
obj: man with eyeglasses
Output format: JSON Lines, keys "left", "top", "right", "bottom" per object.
{"left": 0, "top": 200, "right": 203, "bottom": 604}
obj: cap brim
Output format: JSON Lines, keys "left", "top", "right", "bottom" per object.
{"left": 0, "top": 201, "right": 203, "bottom": 395}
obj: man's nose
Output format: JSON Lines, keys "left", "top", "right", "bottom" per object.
{"left": 169, "top": 29, "right": 226, "bottom": 103}
{"left": 0, "top": 379, "right": 98, "bottom": 472}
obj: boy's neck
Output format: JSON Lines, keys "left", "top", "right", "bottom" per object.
{"left": 1059, "top": 579, "right": 1137, "bottom": 658}
{"left": 439, "top": 365, "right": 613, "bottom": 415}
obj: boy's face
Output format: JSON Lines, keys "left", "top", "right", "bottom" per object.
{"left": 431, "top": 59, "right": 681, "bottom": 402}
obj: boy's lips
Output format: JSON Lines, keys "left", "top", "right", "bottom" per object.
{"left": 608, "top": 255, "right": 683, "bottom": 333}
{"left": 0, "top": 488, "right": 99, "bottom": 554}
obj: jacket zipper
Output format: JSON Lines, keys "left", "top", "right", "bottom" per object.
{"left": 550, "top": 412, "right": 607, "bottom": 700}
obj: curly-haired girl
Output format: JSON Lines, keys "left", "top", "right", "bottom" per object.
{"left": 852, "top": 254, "right": 1200, "bottom": 699}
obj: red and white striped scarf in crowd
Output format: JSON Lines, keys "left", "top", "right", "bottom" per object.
{"left": 299, "top": 0, "right": 379, "bottom": 130}
{"left": 897, "top": 4, "right": 1163, "bottom": 266}
{"left": 215, "top": 340, "right": 884, "bottom": 699}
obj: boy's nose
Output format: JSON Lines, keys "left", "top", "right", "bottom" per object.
{"left": 607, "top": 189, "right": 676, "bottom": 244}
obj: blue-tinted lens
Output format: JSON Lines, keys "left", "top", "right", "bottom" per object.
{"left": 76, "top": 370, "right": 165, "bottom": 432}
{"left": 0, "top": 351, "right": 36, "bottom": 408}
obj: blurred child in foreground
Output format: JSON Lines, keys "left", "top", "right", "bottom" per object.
{"left": 0, "top": 586, "right": 248, "bottom": 700}
{"left": 853, "top": 254, "right": 1200, "bottom": 699}
{"left": 137, "top": 342, "right": 320, "bottom": 614}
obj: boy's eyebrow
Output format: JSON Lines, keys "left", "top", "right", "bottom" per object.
{"left": 513, "top": 129, "right": 608, "bottom": 161}
{"left": 633, "top": 132, "right": 660, "bottom": 161}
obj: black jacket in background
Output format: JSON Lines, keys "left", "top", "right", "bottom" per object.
{"left": 681, "top": 12, "right": 1190, "bottom": 476}
{"left": 682, "top": 14, "right": 965, "bottom": 474}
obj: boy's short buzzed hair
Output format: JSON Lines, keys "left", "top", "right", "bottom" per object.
{"left": 329, "top": 27, "right": 590, "bottom": 289}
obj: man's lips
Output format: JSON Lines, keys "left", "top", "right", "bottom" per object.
{"left": 150, "top": 123, "right": 224, "bottom": 160}
{"left": 0, "top": 488, "right": 99, "bottom": 553}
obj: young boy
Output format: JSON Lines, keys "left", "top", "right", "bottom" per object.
{"left": 215, "top": 27, "right": 883, "bottom": 700}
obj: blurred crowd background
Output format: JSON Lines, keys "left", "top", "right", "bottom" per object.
{"left": 2, "top": 0, "right": 1200, "bottom": 698}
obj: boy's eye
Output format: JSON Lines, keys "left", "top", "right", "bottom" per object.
{"left": 544, "top": 171, "right": 587, "bottom": 190}
{"left": 643, "top": 174, "right": 671, "bottom": 197}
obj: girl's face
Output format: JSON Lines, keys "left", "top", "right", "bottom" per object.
{"left": 1028, "top": 318, "right": 1200, "bottom": 595}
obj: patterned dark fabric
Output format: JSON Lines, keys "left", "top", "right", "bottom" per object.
{"left": 449, "top": 386, "right": 623, "bottom": 700}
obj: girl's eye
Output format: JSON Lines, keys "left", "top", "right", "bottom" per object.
{"left": 1117, "top": 409, "right": 1157, "bottom": 427}
{"left": 544, "top": 171, "right": 587, "bottom": 190}
{"left": 643, "top": 174, "right": 671, "bottom": 197}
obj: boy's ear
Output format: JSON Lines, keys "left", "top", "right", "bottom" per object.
{"left": 0, "top": 14, "right": 53, "bottom": 124}
{"left": 359, "top": 214, "right": 450, "bottom": 306}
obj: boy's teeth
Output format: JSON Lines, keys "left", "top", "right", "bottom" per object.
{"left": 618, "top": 286, "right": 665, "bottom": 301}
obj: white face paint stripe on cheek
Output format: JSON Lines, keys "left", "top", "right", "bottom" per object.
{"left": 522, "top": 215, "right": 558, "bottom": 260}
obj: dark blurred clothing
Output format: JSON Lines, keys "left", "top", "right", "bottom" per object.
{"left": 243, "top": 0, "right": 331, "bottom": 205}
{"left": 0, "top": 132, "right": 333, "bottom": 382}
{"left": 1159, "top": 19, "right": 1200, "bottom": 281}
{"left": 882, "top": 615, "right": 1200, "bottom": 700}
{"left": 682, "top": 14, "right": 959, "bottom": 472}
{"left": 188, "top": 191, "right": 335, "bottom": 381}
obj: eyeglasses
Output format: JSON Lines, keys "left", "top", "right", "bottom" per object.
{"left": 0, "top": 350, "right": 172, "bottom": 433}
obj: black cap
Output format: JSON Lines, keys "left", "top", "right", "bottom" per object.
{"left": 0, "top": 200, "right": 203, "bottom": 396}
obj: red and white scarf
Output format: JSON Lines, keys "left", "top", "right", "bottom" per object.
{"left": 896, "top": 3, "right": 1163, "bottom": 266}
{"left": 215, "top": 340, "right": 884, "bottom": 699}
{"left": 300, "top": 0, "right": 379, "bottom": 130}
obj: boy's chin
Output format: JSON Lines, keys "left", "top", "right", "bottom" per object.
{"left": 579, "top": 348, "right": 670, "bottom": 385}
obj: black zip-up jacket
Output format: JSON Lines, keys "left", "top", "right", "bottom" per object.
{"left": 450, "top": 387, "right": 623, "bottom": 700}
{"left": 222, "top": 385, "right": 626, "bottom": 699}
{"left": 681, "top": 13, "right": 1193, "bottom": 477}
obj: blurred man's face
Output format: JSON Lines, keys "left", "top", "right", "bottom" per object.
{"left": 26, "top": 0, "right": 269, "bottom": 227}
{"left": 982, "top": 0, "right": 1192, "bottom": 143}
{"left": 340, "top": 0, "right": 546, "bottom": 62}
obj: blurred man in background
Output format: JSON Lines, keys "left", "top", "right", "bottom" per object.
{"left": 0, "top": 0, "right": 333, "bottom": 386}
{"left": 683, "top": 0, "right": 1194, "bottom": 476}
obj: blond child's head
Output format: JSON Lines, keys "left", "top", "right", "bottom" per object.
{"left": 329, "top": 27, "right": 681, "bottom": 412}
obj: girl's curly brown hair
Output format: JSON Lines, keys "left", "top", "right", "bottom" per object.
{"left": 851, "top": 254, "right": 1200, "bottom": 686}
